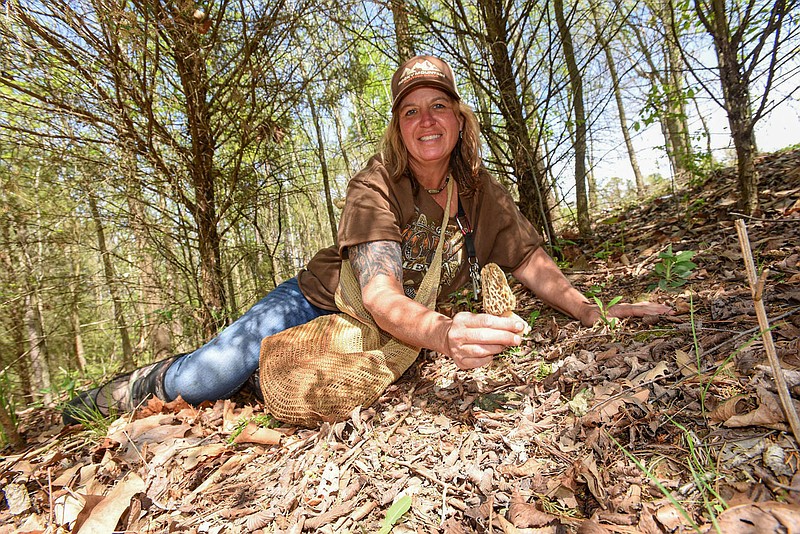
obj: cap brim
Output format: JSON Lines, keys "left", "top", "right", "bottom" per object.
{"left": 392, "top": 81, "right": 460, "bottom": 111}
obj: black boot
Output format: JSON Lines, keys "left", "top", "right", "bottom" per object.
{"left": 244, "top": 369, "right": 264, "bottom": 402}
{"left": 62, "top": 354, "right": 182, "bottom": 425}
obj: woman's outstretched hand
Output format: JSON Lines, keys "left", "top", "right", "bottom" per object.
{"left": 445, "top": 311, "right": 528, "bottom": 370}
{"left": 581, "top": 301, "right": 674, "bottom": 327}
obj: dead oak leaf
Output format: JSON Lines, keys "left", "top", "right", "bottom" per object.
{"left": 724, "top": 387, "right": 795, "bottom": 431}
{"left": 715, "top": 501, "right": 800, "bottom": 533}
{"left": 507, "top": 489, "right": 559, "bottom": 528}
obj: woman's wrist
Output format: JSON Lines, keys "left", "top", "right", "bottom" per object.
{"left": 578, "top": 301, "right": 600, "bottom": 327}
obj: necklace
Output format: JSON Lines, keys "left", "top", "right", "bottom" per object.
{"left": 425, "top": 174, "right": 450, "bottom": 195}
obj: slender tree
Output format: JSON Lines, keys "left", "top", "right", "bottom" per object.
{"left": 691, "top": 0, "right": 798, "bottom": 214}
{"left": 590, "top": 1, "right": 646, "bottom": 198}
{"left": 87, "top": 192, "right": 135, "bottom": 369}
{"left": 391, "top": 0, "right": 417, "bottom": 60}
{"left": 476, "top": 0, "right": 556, "bottom": 239}
{"left": 625, "top": 2, "right": 695, "bottom": 185}
{"left": 554, "top": 0, "right": 591, "bottom": 236}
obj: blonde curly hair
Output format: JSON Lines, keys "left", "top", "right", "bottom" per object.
{"left": 379, "top": 99, "right": 483, "bottom": 195}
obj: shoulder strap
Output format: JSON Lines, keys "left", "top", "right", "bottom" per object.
{"left": 456, "top": 198, "right": 481, "bottom": 300}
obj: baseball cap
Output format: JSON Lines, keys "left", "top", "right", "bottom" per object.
{"left": 391, "top": 55, "right": 460, "bottom": 111}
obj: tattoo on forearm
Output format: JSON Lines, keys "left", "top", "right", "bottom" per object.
{"left": 349, "top": 241, "right": 403, "bottom": 289}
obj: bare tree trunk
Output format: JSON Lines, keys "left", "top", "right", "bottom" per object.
{"left": 122, "top": 146, "right": 173, "bottom": 359}
{"left": 591, "top": 5, "right": 646, "bottom": 197}
{"left": 157, "top": 6, "right": 228, "bottom": 337}
{"left": 0, "top": 402, "right": 23, "bottom": 450}
{"left": 12, "top": 322, "right": 31, "bottom": 402}
{"left": 0, "top": 220, "right": 33, "bottom": 399}
{"left": 695, "top": 0, "right": 765, "bottom": 214}
{"left": 16, "top": 169, "right": 53, "bottom": 404}
{"left": 554, "top": 0, "right": 590, "bottom": 236}
{"left": 307, "top": 92, "right": 338, "bottom": 245}
{"left": 332, "top": 108, "right": 354, "bottom": 180}
{"left": 480, "top": 0, "right": 555, "bottom": 241}
{"left": 586, "top": 133, "right": 598, "bottom": 211}
{"left": 87, "top": 193, "right": 134, "bottom": 369}
{"left": 390, "top": 0, "right": 416, "bottom": 61}
{"left": 646, "top": 0, "right": 694, "bottom": 185}
{"left": 225, "top": 246, "right": 239, "bottom": 316}
{"left": 69, "top": 255, "right": 87, "bottom": 374}
{"left": 24, "top": 290, "right": 52, "bottom": 404}
{"left": 628, "top": 15, "right": 694, "bottom": 185}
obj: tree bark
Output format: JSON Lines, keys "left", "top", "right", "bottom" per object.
{"left": 16, "top": 169, "right": 53, "bottom": 405}
{"left": 390, "top": 0, "right": 417, "bottom": 61}
{"left": 592, "top": 5, "right": 646, "bottom": 198}
{"left": 0, "top": 401, "right": 23, "bottom": 450}
{"left": 167, "top": 19, "right": 228, "bottom": 337}
{"left": 480, "top": 0, "right": 555, "bottom": 240}
{"left": 697, "top": 0, "right": 759, "bottom": 214}
{"left": 307, "top": 92, "right": 338, "bottom": 245}
{"left": 24, "top": 290, "right": 52, "bottom": 405}
{"left": 69, "top": 254, "right": 87, "bottom": 374}
{"left": 88, "top": 193, "right": 134, "bottom": 369}
{"left": 554, "top": 0, "right": 590, "bottom": 236}
{"left": 122, "top": 149, "right": 172, "bottom": 359}
{"left": 691, "top": 0, "right": 792, "bottom": 214}
{"left": 628, "top": 11, "right": 694, "bottom": 185}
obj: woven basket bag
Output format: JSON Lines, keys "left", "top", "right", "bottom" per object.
{"left": 258, "top": 181, "right": 453, "bottom": 426}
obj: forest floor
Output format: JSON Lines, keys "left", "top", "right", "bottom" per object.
{"left": 2, "top": 149, "right": 800, "bottom": 534}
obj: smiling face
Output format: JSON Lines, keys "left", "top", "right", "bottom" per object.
{"left": 397, "top": 87, "right": 463, "bottom": 178}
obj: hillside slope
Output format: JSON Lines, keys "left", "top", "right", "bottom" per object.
{"left": 2, "top": 150, "right": 799, "bottom": 533}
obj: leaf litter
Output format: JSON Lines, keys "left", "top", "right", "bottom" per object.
{"left": 2, "top": 149, "right": 800, "bottom": 532}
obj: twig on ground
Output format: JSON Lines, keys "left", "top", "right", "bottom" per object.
{"left": 736, "top": 219, "right": 800, "bottom": 444}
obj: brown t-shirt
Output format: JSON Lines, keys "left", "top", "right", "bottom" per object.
{"left": 297, "top": 155, "right": 543, "bottom": 310}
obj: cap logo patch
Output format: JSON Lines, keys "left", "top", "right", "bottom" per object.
{"left": 398, "top": 59, "right": 445, "bottom": 87}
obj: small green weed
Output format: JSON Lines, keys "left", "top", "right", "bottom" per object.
{"left": 592, "top": 295, "right": 623, "bottom": 329}
{"left": 534, "top": 362, "right": 553, "bottom": 380}
{"left": 526, "top": 310, "right": 540, "bottom": 331}
{"left": 653, "top": 245, "right": 697, "bottom": 290}
{"left": 60, "top": 397, "right": 119, "bottom": 436}
{"left": 378, "top": 494, "right": 412, "bottom": 534}
{"left": 228, "top": 414, "right": 281, "bottom": 444}
{"left": 585, "top": 284, "right": 605, "bottom": 298}
{"left": 609, "top": 431, "right": 705, "bottom": 532}
{"left": 594, "top": 237, "right": 625, "bottom": 261}
{"left": 448, "top": 288, "right": 478, "bottom": 313}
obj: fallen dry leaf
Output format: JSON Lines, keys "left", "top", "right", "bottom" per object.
{"left": 714, "top": 502, "right": 800, "bottom": 533}
{"left": 232, "top": 422, "right": 282, "bottom": 445}
{"left": 74, "top": 472, "right": 145, "bottom": 533}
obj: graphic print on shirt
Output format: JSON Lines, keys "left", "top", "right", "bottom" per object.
{"left": 400, "top": 207, "right": 464, "bottom": 298}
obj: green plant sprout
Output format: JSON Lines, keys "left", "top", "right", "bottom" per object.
{"left": 58, "top": 396, "right": 120, "bottom": 436}
{"left": 669, "top": 418, "right": 727, "bottom": 531}
{"left": 447, "top": 288, "right": 478, "bottom": 313}
{"left": 227, "top": 414, "right": 280, "bottom": 444}
{"left": 527, "top": 310, "right": 540, "bottom": 330}
{"left": 378, "top": 494, "right": 412, "bottom": 534}
{"left": 592, "top": 295, "right": 623, "bottom": 329}
{"left": 585, "top": 283, "right": 605, "bottom": 298}
{"left": 653, "top": 245, "right": 697, "bottom": 289}
{"left": 534, "top": 362, "right": 553, "bottom": 380}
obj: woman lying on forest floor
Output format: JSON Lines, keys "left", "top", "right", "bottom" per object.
{"left": 63, "top": 55, "right": 671, "bottom": 426}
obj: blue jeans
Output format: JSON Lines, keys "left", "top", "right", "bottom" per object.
{"left": 163, "top": 277, "right": 334, "bottom": 404}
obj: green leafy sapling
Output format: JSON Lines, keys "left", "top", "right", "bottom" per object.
{"left": 653, "top": 245, "right": 697, "bottom": 290}
{"left": 592, "top": 295, "right": 623, "bottom": 329}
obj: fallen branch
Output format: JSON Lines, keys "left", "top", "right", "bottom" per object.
{"left": 735, "top": 219, "right": 800, "bottom": 443}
